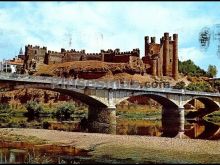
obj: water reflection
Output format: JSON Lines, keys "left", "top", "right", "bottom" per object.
{"left": 185, "top": 119, "right": 220, "bottom": 140}
{"left": 0, "top": 147, "right": 92, "bottom": 164}
{"left": 0, "top": 148, "right": 26, "bottom": 164}
{"left": 117, "top": 118, "right": 220, "bottom": 140}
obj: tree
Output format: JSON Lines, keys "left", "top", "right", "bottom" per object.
{"left": 179, "top": 60, "right": 208, "bottom": 77}
{"left": 25, "top": 101, "right": 43, "bottom": 117}
{"left": 53, "top": 103, "right": 76, "bottom": 121}
{"left": 207, "top": 65, "right": 217, "bottom": 78}
{"left": 173, "top": 81, "right": 186, "bottom": 89}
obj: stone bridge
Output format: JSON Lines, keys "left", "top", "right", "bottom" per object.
{"left": 0, "top": 73, "right": 220, "bottom": 134}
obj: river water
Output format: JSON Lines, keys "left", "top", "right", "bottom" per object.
{"left": 117, "top": 118, "right": 220, "bottom": 140}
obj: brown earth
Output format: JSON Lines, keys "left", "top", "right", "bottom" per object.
{"left": 0, "top": 128, "right": 219, "bottom": 164}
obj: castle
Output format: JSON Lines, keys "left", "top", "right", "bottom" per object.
{"left": 23, "top": 32, "right": 179, "bottom": 80}
{"left": 142, "top": 32, "right": 178, "bottom": 80}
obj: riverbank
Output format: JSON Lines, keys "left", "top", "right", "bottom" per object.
{"left": 0, "top": 128, "right": 219, "bottom": 164}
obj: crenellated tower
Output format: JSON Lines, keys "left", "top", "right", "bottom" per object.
{"left": 142, "top": 32, "right": 179, "bottom": 79}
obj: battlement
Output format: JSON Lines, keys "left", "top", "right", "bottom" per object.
{"left": 26, "top": 45, "right": 47, "bottom": 50}
{"left": 115, "top": 48, "right": 140, "bottom": 56}
{"left": 86, "top": 53, "right": 101, "bottom": 56}
{"left": 100, "top": 49, "right": 114, "bottom": 53}
{"left": 48, "top": 50, "right": 62, "bottom": 54}
{"left": 62, "top": 49, "right": 85, "bottom": 54}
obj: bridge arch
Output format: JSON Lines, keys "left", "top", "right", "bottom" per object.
{"left": 185, "top": 96, "right": 220, "bottom": 109}
{"left": 4, "top": 84, "right": 108, "bottom": 108}
{"left": 184, "top": 96, "right": 220, "bottom": 118}
{"left": 1, "top": 83, "right": 117, "bottom": 133}
{"left": 116, "top": 93, "right": 179, "bottom": 109}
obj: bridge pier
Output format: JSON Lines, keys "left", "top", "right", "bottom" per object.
{"left": 161, "top": 107, "right": 185, "bottom": 138}
{"left": 88, "top": 106, "right": 116, "bottom": 134}
{"left": 175, "top": 107, "right": 187, "bottom": 138}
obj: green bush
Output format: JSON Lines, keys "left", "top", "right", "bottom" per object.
{"left": 25, "top": 101, "right": 43, "bottom": 117}
{"left": 186, "top": 81, "right": 214, "bottom": 92}
{"left": 53, "top": 103, "right": 76, "bottom": 121}
{"left": 173, "top": 81, "right": 186, "bottom": 89}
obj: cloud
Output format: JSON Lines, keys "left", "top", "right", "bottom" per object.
{"left": 0, "top": 1, "right": 220, "bottom": 77}
{"left": 179, "top": 47, "right": 206, "bottom": 62}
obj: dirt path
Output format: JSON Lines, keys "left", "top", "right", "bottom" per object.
{"left": 0, "top": 128, "right": 220, "bottom": 163}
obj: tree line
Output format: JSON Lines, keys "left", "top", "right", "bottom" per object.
{"left": 179, "top": 60, "right": 217, "bottom": 78}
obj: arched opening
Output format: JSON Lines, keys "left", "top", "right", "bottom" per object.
{"left": 0, "top": 84, "right": 108, "bottom": 133}
{"left": 116, "top": 94, "right": 180, "bottom": 137}
{"left": 184, "top": 97, "right": 220, "bottom": 118}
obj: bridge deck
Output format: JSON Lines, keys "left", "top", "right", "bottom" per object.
{"left": 0, "top": 73, "right": 220, "bottom": 97}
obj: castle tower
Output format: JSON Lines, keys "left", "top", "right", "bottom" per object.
{"left": 173, "top": 34, "right": 178, "bottom": 80}
{"left": 151, "top": 58, "right": 157, "bottom": 76}
{"left": 145, "top": 36, "right": 149, "bottom": 56}
{"left": 151, "top": 37, "right": 156, "bottom": 44}
{"left": 163, "top": 32, "right": 169, "bottom": 76}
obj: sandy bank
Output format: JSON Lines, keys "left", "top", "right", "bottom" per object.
{"left": 0, "top": 128, "right": 219, "bottom": 163}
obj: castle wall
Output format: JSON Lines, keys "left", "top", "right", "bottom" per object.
{"left": 47, "top": 51, "right": 64, "bottom": 64}
{"left": 84, "top": 53, "right": 102, "bottom": 61}
{"left": 163, "top": 33, "right": 169, "bottom": 76}
{"left": 113, "top": 55, "right": 130, "bottom": 63}
{"left": 24, "top": 45, "right": 47, "bottom": 70}
{"left": 22, "top": 33, "right": 178, "bottom": 79}
{"left": 102, "top": 53, "right": 113, "bottom": 62}
{"left": 168, "top": 42, "right": 174, "bottom": 77}
{"left": 158, "top": 44, "right": 163, "bottom": 77}
{"left": 102, "top": 49, "right": 140, "bottom": 63}
{"left": 62, "top": 53, "right": 83, "bottom": 62}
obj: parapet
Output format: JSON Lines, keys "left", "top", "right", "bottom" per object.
{"left": 61, "top": 48, "right": 66, "bottom": 53}
{"left": 164, "top": 32, "right": 169, "bottom": 39}
{"left": 173, "top": 34, "right": 178, "bottom": 40}
{"left": 145, "top": 36, "right": 149, "bottom": 44}
{"left": 25, "top": 44, "right": 47, "bottom": 50}
{"left": 151, "top": 37, "right": 156, "bottom": 43}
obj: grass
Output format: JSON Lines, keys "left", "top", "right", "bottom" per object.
{"left": 117, "top": 105, "right": 161, "bottom": 120}
{"left": 204, "top": 110, "right": 220, "bottom": 125}
{"left": 0, "top": 130, "right": 46, "bottom": 145}
{"left": 90, "top": 142, "right": 220, "bottom": 164}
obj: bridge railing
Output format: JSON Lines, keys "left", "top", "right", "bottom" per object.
{"left": 0, "top": 72, "right": 219, "bottom": 96}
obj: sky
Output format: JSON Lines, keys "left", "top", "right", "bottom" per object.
{"left": 0, "top": 1, "right": 220, "bottom": 77}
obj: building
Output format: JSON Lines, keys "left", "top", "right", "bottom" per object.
{"left": 1, "top": 60, "right": 16, "bottom": 73}
{"left": 23, "top": 45, "right": 140, "bottom": 70}
{"left": 0, "top": 48, "right": 24, "bottom": 73}
{"left": 142, "top": 32, "right": 178, "bottom": 80}
{"left": 22, "top": 32, "right": 179, "bottom": 79}
{"left": 0, "top": 61, "right": 3, "bottom": 71}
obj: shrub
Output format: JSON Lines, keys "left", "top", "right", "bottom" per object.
{"left": 53, "top": 103, "right": 76, "bottom": 121}
{"left": 42, "top": 121, "right": 51, "bottom": 129}
{"left": 186, "top": 81, "right": 214, "bottom": 92}
{"left": 173, "top": 81, "right": 186, "bottom": 89}
{"left": 25, "top": 101, "right": 43, "bottom": 117}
